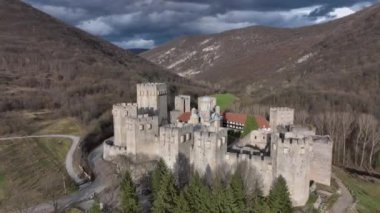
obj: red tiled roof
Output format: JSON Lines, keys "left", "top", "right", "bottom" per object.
{"left": 255, "top": 115, "right": 270, "bottom": 129}
{"left": 178, "top": 112, "right": 191, "bottom": 122}
{"left": 224, "top": 112, "right": 247, "bottom": 124}
{"left": 224, "top": 112, "right": 270, "bottom": 128}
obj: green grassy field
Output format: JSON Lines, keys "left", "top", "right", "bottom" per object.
{"left": 0, "top": 138, "right": 75, "bottom": 211}
{"left": 213, "top": 93, "right": 236, "bottom": 111}
{"left": 335, "top": 168, "right": 380, "bottom": 213}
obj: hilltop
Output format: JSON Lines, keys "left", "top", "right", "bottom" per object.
{"left": 0, "top": 0, "right": 207, "bottom": 136}
{"left": 142, "top": 4, "right": 380, "bottom": 115}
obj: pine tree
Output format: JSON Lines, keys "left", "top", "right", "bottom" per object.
{"left": 152, "top": 169, "right": 178, "bottom": 213}
{"left": 268, "top": 176, "right": 292, "bottom": 213}
{"left": 151, "top": 159, "right": 169, "bottom": 199}
{"left": 211, "top": 178, "right": 231, "bottom": 212}
{"left": 184, "top": 172, "right": 211, "bottom": 212}
{"left": 120, "top": 171, "right": 140, "bottom": 213}
{"left": 230, "top": 172, "right": 246, "bottom": 212}
{"left": 247, "top": 196, "right": 271, "bottom": 213}
{"left": 174, "top": 191, "right": 191, "bottom": 213}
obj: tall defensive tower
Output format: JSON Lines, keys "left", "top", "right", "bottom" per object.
{"left": 269, "top": 107, "right": 294, "bottom": 130}
{"left": 271, "top": 132, "right": 313, "bottom": 206}
{"left": 136, "top": 83, "right": 168, "bottom": 125}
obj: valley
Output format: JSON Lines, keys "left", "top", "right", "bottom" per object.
{"left": 0, "top": 0, "right": 379, "bottom": 212}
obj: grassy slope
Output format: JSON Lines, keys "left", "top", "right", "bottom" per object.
{"left": 0, "top": 111, "right": 83, "bottom": 211}
{"left": 335, "top": 168, "right": 380, "bottom": 213}
{"left": 0, "top": 137, "right": 75, "bottom": 211}
{"left": 213, "top": 93, "right": 236, "bottom": 111}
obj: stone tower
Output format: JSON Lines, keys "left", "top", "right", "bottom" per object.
{"left": 175, "top": 95, "right": 191, "bottom": 113}
{"left": 269, "top": 107, "right": 295, "bottom": 130}
{"left": 137, "top": 83, "right": 168, "bottom": 125}
{"left": 198, "top": 96, "right": 217, "bottom": 125}
{"left": 112, "top": 103, "right": 138, "bottom": 147}
{"left": 271, "top": 132, "right": 313, "bottom": 206}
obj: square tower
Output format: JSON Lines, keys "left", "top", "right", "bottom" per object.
{"left": 269, "top": 107, "right": 294, "bottom": 130}
{"left": 175, "top": 95, "right": 191, "bottom": 113}
{"left": 137, "top": 83, "right": 168, "bottom": 124}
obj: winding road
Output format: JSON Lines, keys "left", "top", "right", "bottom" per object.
{"left": 0, "top": 135, "right": 115, "bottom": 212}
{"left": 330, "top": 173, "right": 357, "bottom": 213}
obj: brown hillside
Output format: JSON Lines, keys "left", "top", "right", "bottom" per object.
{"left": 0, "top": 0, "right": 206, "bottom": 134}
{"left": 142, "top": 4, "right": 380, "bottom": 116}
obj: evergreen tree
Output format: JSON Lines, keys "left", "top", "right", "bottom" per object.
{"left": 174, "top": 191, "right": 191, "bottom": 213}
{"left": 120, "top": 171, "right": 140, "bottom": 213}
{"left": 152, "top": 169, "right": 178, "bottom": 213}
{"left": 151, "top": 159, "right": 169, "bottom": 199}
{"left": 248, "top": 196, "right": 271, "bottom": 213}
{"left": 241, "top": 115, "right": 258, "bottom": 137}
{"left": 211, "top": 178, "right": 233, "bottom": 212}
{"left": 268, "top": 176, "right": 292, "bottom": 213}
{"left": 229, "top": 172, "right": 246, "bottom": 212}
{"left": 184, "top": 172, "right": 212, "bottom": 212}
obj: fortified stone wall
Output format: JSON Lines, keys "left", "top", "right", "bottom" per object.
{"left": 103, "top": 141, "right": 127, "bottom": 161}
{"left": 270, "top": 107, "right": 294, "bottom": 130}
{"left": 191, "top": 128, "right": 228, "bottom": 174}
{"left": 125, "top": 115, "right": 160, "bottom": 158}
{"left": 225, "top": 152, "right": 273, "bottom": 195}
{"left": 106, "top": 85, "right": 334, "bottom": 209}
{"left": 310, "top": 136, "right": 333, "bottom": 186}
{"left": 159, "top": 124, "right": 194, "bottom": 169}
{"left": 271, "top": 133, "right": 313, "bottom": 206}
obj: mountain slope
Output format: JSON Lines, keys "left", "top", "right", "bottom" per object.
{"left": 142, "top": 4, "right": 380, "bottom": 115}
{"left": 0, "top": 0, "right": 205, "bottom": 133}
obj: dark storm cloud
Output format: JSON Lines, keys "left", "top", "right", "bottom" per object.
{"left": 24, "top": 0, "right": 378, "bottom": 48}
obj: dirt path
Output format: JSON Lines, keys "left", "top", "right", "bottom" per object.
{"left": 0, "top": 134, "right": 85, "bottom": 184}
{"left": 330, "top": 173, "right": 357, "bottom": 213}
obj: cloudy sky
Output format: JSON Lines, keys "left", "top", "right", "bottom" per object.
{"left": 25, "top": 0, "right": 379, "bottom": 49}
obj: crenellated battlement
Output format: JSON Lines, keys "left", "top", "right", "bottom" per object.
{"left": 270, "top": 107, "right": 295, "bottom": 129}
{"left": 137, "top": 83, "right": 167, "bottom": 95}
{"left": 227, "top": 151, "right": 271, "bottom": 162}
{"left": 270, "top": 107, "right": 294, "bottom": 111}
{"left": 113, "top": 103, "right": 138, "bottom": 117}
{"left": 131, "top": 114, "right": 158, "bottom": 123}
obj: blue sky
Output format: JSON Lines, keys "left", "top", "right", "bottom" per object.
{"left": 24, "top": 0, "right": 379, "bottom": 49}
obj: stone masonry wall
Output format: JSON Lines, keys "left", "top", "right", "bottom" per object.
{"left": 225, "top": 152, "right": 273, "bottom": 195}
{"left": 191, "top": 128, "right": 227, "bottom": 175}
{"left": 271, "top": 133, "right": 312, "bottom": 206}
{"left": 159, "top": 124, "right": 194, "bottom": 169}
{"left": 310, "top": 136, "right": 333, "bottom": 186}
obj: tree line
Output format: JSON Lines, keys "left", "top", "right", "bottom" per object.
{"left": 115, "top": 160, "right": 292, "bottom": 213}
{"left": 295, "top": 110, "right": 380, "bottom": 170}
